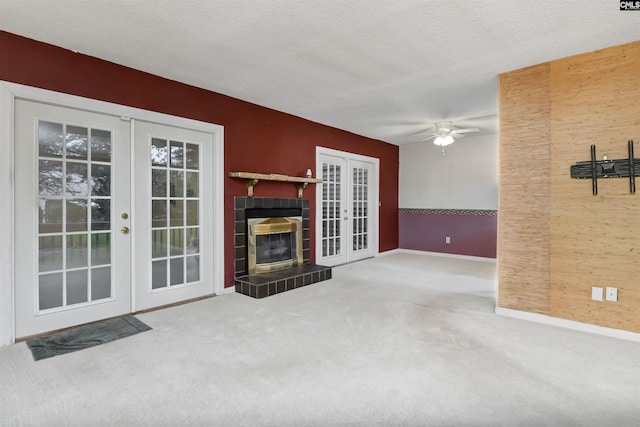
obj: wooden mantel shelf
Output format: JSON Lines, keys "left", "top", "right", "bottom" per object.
{"left": 229, "top": 172, "right": 323, "bottom": 198}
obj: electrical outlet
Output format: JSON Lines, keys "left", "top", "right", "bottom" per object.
{"left": 445, "top": 236, "right": 451, "bottom": 244}
{"left": 591, "top": 287, "right": 603, "bottom": 301}
{"left": 606, "top": 287, "right": 618, "bottom": 302}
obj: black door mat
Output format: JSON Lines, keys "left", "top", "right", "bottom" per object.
{"left": 26, "top": 316, "right": 152, "bottom": 361}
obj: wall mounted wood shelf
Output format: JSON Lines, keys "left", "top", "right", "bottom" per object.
{"left": 229, "top": 172, "right": 322, "bottom": 198}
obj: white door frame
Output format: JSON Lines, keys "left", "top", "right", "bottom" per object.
{"left": 0, "top": 81, "right": 225, "bottom": 346}
{"left": 315, "top": 146, "right": 380, "bottom": 265}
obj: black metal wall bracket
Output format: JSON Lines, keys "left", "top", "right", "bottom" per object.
{"left": 570, "top": 140, "right": 637, "bottom": 195}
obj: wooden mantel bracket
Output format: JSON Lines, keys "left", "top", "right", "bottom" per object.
{"left": 246, "top": 178, "right": 259, "bottom": 197}
{"left": 229, "top": 172, "right": 323, "bottom": 198}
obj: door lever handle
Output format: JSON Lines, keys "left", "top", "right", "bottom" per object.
{"left": 121, "top": 226, "right": 130, "bottom": 234}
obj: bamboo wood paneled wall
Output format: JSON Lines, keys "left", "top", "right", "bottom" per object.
{"left": 498, "top": 41, "right": 640, "bottom": 333}
{"left": 498, "top": 64, "right": 551, "bottom": 314}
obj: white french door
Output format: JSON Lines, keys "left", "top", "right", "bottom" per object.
{"left": 316, "top": 148, "right": 379, "bottom": 266}
{"left": 13, "top": 98, "right": 219, "bottom": 338}
{"left": 133, "top": 121, "right": 214, "bottom": 311}
{"left": 14, "top": 100, "right": 132, "bottom": 338}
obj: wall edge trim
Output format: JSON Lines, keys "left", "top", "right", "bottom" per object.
{"left": 495, "top": 307, "right": 640, "bottom": 343}
{"left": 399, "top": 208, "right": 497, "bottom": 216}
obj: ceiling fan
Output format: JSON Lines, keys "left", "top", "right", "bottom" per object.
{"left": 414, "top": 121, "right": 480, "bottom": 154}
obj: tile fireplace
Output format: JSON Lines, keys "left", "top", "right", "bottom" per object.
{"left": 234, "top": 197, "right": 331, "bottom": 298}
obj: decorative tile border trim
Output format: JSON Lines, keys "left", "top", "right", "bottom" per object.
{"left": 399, "top": 208, "right": 497, "bottom": 216}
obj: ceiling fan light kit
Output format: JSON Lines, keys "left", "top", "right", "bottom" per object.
{"left": 412, "top": 120, "right": 481, "bottom": 155}
{"left": 433, "top": 135, "right": 455, "bottom": 146}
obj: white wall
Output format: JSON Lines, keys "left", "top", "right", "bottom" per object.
{"left": 399, "top": 133, "right": 498, "bottom": 209}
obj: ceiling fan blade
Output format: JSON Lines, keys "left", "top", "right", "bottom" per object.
{"left": 409, "top": 134, "right": 436, "bottom": 143}
{"left": 408, "top": 135, "right": 435, "bottom": 144}
{"left": 451, "top": 133, "right": 465, "bottom": 139}
{"left": 451, "top": 128, "right": 480, "bottom": 134}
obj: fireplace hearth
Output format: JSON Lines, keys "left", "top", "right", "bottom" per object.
{"left": 234, "top": 197, "right": 331, "bottom": 298}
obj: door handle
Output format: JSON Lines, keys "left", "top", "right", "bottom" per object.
{"left": 121, "top": 226, "right": 130, "bottom": 234}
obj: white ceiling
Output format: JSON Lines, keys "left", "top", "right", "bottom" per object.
{"left": 1, "top": 1, "right": 638, "bottom": 145}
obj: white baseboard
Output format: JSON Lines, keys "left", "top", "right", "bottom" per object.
{"left": 375, "top": 248, "right": 403, "bottom": 257}
{"left": 218, "top": 286, "right": 236, "bottom": 295}
{"left": 384, "top": 248, "right": 496, "bottom": 263}
{"left": 495, "top": 307, "right": 640, "bottom": 343}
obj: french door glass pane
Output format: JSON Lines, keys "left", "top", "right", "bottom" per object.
{"left": 170, "top": 229, "right": 184, "bottom": 256}
{"left": 38, "top": 121, "right": 63, "bottom": 158}
{"left": 151, "top": 137, "right": 201, "bottom": 289}
{"left": 170, "top": 170, "right": 184, "bottom": 197}
{"left": 39, "top": 198, "right": 63, "bottom": 233}
{"left": 152, "top": 169, "right": 167, "bottom": 197}
{"left": 352, "top": 167, "right": 369, "bottom": 251}
{"left": 321, "top": 162, "right": 342, "bottom": 257}
{"left": 152, "top": 230, "right": 168, "bottom": 258}
{"left": 66, "top": 270, "right": 88, "bottom": 305}
{"left": 187, "top": 256, "right": 200, "bottom": 282}
{"left": 66, "top": 234, "right": 88, "bottom": 269}
{"left": 91, "top": 267, "right": 111, "bottom": 299}
{"left": 91, "top": 129, "right": 112, "bottom": 162}
{"left": 91, "top": 233, "right": 111, "bottom": 266}
{"left": 186, "top": 172, "right": 199, "bottom": 197}
{"left": 170, "top": 258, "right": 184, "bottom": 285}
{"left": 186, "top": 143, "right": 199, "bottom": 169}
{"left": 37, "top": 120, "right": 113, "bottom": 311}
{"left": 66, "top": 126, "right": 88, "bottom": 160}
{"left": 91, "top": 199, "right": 110, "bottom": 230}
{"left": 152, "top": 200, "right": 167, "bottom": 227}
{"left": 91, "top": 164, "right": 110, "bottom": 196}
{"left": 66, "top": 199, "right": 88, "bottom": 232}
{"left": 39, "top": 160, "right": 63, "bottom": 195}
{"left": 186, "top": 228, "right": 199, "bottom": 254}
{"left": 170, "top": 141, "right": 184, "bottom": 167}
{"left": 39, "top": 235, "right": 62, "bottom": 272}
{"left": 66, "top": 162, "right": 88, "bottom": 196}
{"left": 152, "top": 260, "right": 167, "bottom": 289}
{"left": 186, "top": 201, "right": 199, "bottom": 226}
{"left": 170, "top": 200, "right": 184, "bottom": 227}
{"left": 151, "top": 138, "right": 168, "bottom": 166}
{"left": 39, "top": 273, "right": 63, "bottom": 310}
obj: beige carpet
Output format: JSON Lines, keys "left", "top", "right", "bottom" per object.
{"left": 1, "top": 252, "right": 639, "bottom": 426}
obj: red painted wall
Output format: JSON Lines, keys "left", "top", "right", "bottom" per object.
{"left": 399, "top": 211, "right": 496, "bottom": 258}
{"left": 0, "top": 31, "right": 399, "bottom": 288}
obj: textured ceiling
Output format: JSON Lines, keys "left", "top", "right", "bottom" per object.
{"left": 1, "top": 0, "right": 638, "bottom": 145}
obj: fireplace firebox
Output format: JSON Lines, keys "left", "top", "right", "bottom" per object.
{"left": 247, "top": 213, "right": 303, "bottom": 275}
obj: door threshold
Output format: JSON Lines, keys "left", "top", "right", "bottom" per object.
{"left": 16, "top": 294, "right": 217, "bottom": 343}
{"left": 133, "top": 294, "right": 216, "bottom": 315}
